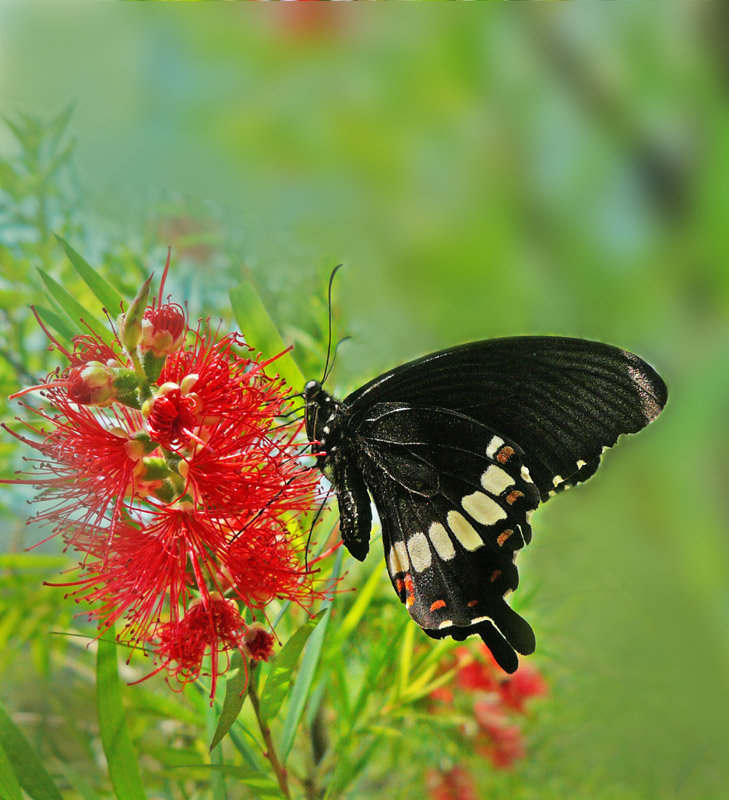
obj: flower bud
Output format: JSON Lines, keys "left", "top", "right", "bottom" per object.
{"left": 67, "top": 362, "right": 116, "bottom": 406}
{"left": 242, "top": 623, "right": 276, "bottom": 662}
{"left": 120, "top": 274, "right": 153, "bottom": 352}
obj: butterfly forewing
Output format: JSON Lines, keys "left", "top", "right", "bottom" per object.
{"left": 344, "top": 337, "right": 667, "bottom": 499}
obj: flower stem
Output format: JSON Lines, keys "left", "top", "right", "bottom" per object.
{"left": 248, "top": 667, "right": 291, "bottom": 800}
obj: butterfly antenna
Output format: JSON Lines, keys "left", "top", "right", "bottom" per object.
{"left": 320, "top": 264, "right": 343, "bottom": 385}
{"left": 325, "top": 335, "right": 351, "bottom": 382}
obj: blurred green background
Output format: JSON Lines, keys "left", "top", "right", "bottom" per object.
{"left": 1, "top": 5, "right": 729, "bottom": 799}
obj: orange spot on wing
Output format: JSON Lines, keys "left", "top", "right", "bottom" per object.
{"left": 467, "top": 600, "right": 479, "bottom": 608}
{"left": 497, "top": 529, "right": 514, "bottom": 546}
{"left": 404, "top": 573, "right": 415, "bottom": 608}
{"left": 430, "top": 599, "right": 446, "bottom": 612}
{"left": 490, "top": 569, "right": 502, "bottom": 583}
{"left": 496, "top": 446, "right": 515, "bottom": 464}
{"left": 506, "top": 490, "right": 524, "bottom": 505}
{"left": 395, "top": 578, "right": 405, "bottom": 593}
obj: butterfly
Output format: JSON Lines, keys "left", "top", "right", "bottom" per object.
{"left": 304, "top": 336, "right": 667, "bottom": 673}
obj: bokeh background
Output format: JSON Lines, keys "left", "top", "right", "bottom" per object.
{"left": 1, "top": 5, "right": 729, "bottom": 799}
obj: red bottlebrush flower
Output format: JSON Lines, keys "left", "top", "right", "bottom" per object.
{"left": 141, "top": 302, "right": 186, "bottom": 358}
{"left": 5, "top": 253, "right": 330, "bottom": 697}
{"left": 428, "top": 686, "right": 454, "bottom": 705}
{"left": 150, "top": 594, "right": 246, "bottom": 694}
{"left": 473, "top": 699, "right": 526, "bottom": 770}
{"left": 498, "top": 662, "right": 548, "bottom": 713}
{"left": 145, "top": 383, "right": 200, "bottom": 450}
{"left": 242, "top": 622, "right": 276, "bottom": 662}
{"left": 2, "top": 402, "right": 145, "bottom": 541}
{"left": 455, "top": 648, "right": 499, "bottom": 694}
{"left": 425, "top": 766, "right": 479, "bottom": 800}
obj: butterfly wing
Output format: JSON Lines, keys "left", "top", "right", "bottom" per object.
{"left": 353, "top": 402, "right": 541, "bottom": 672}
{"left": 343, "top": 336, "right": 667, "bottom": 500}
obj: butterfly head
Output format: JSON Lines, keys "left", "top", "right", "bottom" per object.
{"left": 304, "top": 380, "right": 341, "bottom": 468}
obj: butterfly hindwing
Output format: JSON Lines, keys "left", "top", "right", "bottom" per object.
{"left": 354, "top": 404, "right": 539, "bottom": 672}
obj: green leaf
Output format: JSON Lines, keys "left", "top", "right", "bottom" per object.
{"left": 279, "top": 548, "right": 342, "bottom": 760}
{"left": 209, "top": 652, "right": 250, "bottom": 751}
{"left": 36, "top": 267, "right": 110, "bottom": 342}
{"left": 259, "top": 610, "right": 327, "bottom": 724}
{"left": 280, "top": 604, "right": 333, "bottom": 761}
{"left": 96, "top": 634, "right": 147, "bottom": 800}
{"left": 229, "top": 282, "right": 305, "bottom": 392}
{"left": 55, "top": 234, "right": 126, "bottom": 314}
{"left": 206, "top": 702, "right": 226, "bottom": 800}
{"left": 0, "top": 739, "right": 23, "bottom": 800}
{"left": 347, "top": 618, "right": 409, "bottom": 737}
{"left": 34, "top": 304, "right": 75, "bottom": 343}
{"left": 176, "top": 766, "right": 284, "bottom": 800}
{"left": 330, "top": 561, "right": 382, "bottom": 648}
{"left": 0, "top": 699, "right": 63, "bottom": 800}
{"left": 397, "top": 619, "right": 416, "bottom": 697}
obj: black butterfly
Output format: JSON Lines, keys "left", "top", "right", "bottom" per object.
{"left": 304, "top": 337, "right": 667, "bottom": 673}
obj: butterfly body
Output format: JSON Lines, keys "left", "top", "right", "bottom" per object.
{"left": 305, "top": 337, "right": 667, "bottom": 672}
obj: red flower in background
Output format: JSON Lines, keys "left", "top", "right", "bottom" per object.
{"left": 4, "top": 251, "right": 329, "bottom": 696}
{"left": 426, "top": 642, "right": 548, "bottom": 790}
{"left": 426, "top": 766, "right": 479, "bottom": 800}
{"left": 498, "top": 661, "right": 548, "bottom": 713}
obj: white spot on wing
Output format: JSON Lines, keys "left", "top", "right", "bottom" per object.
{"left": 480, "top": 465, "right": 514, "bottom": 496}
{"left": 447, "top": 511, "right": 483, "bottom": 551}
{"left": 428, "top": 522, "right": 456, "bottom": 561}
{"left": 471, "top": 615, "right": 494, "bottom": 625}
{"left": 552, "top": 475, "right": 564, "bottom": 487}
{"left": 576, "top": 459, "right": 586, "bottom": 469}
{"left": 463, "top": 491, "right": 508, "bottom": 526}
{"left": 388, "top": 541, "right": 409, "bottom": 576}
{"left": 407, "top": 532, "right": 431, "bottom": 573}
{"left": 520, "top": 465, "right": 533, "bottom": 483}
{"left": 438, "top": 620, "right": 453, "bottom": 629}
{"left": 486, "top": 436, "right": 505, "bottom": 460}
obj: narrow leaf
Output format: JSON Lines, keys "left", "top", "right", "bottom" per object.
{"left": 259, "top": 610, "right": 327, "bottom": 723}
{"left": 279, "top": 548, "right": 342, "bottom": 759}
{"left": 209, "top": 652, "right": 250, "bottom": 751}
{"left": 280, "top": 606, "right": 332, "bottom": 761}
{"left": 348, "top": 618, "right": 409, "bottom": 737}
{"left": 330, "top": 563, "right": 382, "bottom": 647}
{"left": 229, "top": 282, "right": 305, "bottom": 392}
{"left": 0, "top": 699, "right": 63, "bottom": 800}
{"left": 177, "top": 766, "right": 284, "bottom": 800}
{"left": 36, "top": 267, "right": 109, "bottom": 342}
{"left": 34, "top": 304, "right": 75, "bottom": 343}
{"left": 397, "top": 620, "right": 416, "bottom": 697}
{"left": 206, "top": 703, "right": 226, "bottom": 800}
{"left": 96, "top": 635, "right": 147, "bottom": 800}
{"left": 0, "top": 739, "right": 23, "bottom": 800}
{"left": 55, "top": 234, "right": 125, "bottom": 313}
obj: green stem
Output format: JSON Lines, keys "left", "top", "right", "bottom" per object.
{"left": 248, "top": 668, "right": 291, "bottom": 800}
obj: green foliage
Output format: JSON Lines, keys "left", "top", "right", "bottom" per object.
{"left": 96, "top": 633, "right": 147, "bottom": 800}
